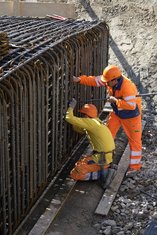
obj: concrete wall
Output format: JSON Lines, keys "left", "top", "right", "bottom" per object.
{"left": 0, "top": 1, "right": 76, "bottom": 18}
{"left": 0, "top": 2, "right": 13, "bottom": 15}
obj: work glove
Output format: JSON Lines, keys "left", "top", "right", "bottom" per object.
{"left": 68, "top": 98, "right": 77, "bottom": 109}
{"left": 107, "top": 96, "right": 118, "bottom": 104}
{"left": 73, "top": 76, "right": 80, "bottom": 83}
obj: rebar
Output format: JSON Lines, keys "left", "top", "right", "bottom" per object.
{"left": 0, "top": 16, "right": 109, "bottom": 235}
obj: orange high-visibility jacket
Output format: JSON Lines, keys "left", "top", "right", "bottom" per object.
{"left": 65, "top": 107, "right": 115, "bottom": 164}
{"left": 80, "top": 75, "right": 142, "bottom": 119}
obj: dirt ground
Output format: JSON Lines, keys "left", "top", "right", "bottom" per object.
{"left": 42, "top": 1, "right": 157, "bottom": 234}
{"left": 45, "top": 181, "right": 104, "bottom": 235}
{"left": 60, "top": 0, "right": 157, "bottom": 89}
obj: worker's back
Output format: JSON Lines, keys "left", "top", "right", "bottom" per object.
{"left": 83, "top": 117, "right": 115, "bottom": 153}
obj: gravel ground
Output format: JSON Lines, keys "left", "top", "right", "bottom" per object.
{"left": 98, "top": 116, "right": 157, "bottom": 235}
{"left": 46, "top": 1, "right": 157, "bottom": 234}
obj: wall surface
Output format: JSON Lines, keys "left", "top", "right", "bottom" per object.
{"left": 0, "top": 2, "right": 13, "bottom": 15}
{"left": 0, "top": 1, "right": 76, "bottom": 18}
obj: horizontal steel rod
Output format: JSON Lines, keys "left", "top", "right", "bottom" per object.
{"left": 82, "top": 92, "right": 157, "bottom": 103}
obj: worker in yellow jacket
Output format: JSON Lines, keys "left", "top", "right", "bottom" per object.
{"left": 72, "top": 65, "right": 142, "bottom": 174}
{"left": 65, "top": 98, "right": 115, "bottom": 182}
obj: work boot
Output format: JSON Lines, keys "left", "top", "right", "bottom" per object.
{"left": 98, "top": 168, "right": 109, "bottom": 189}
{"left": 110, "top": 163, "right": 118, "bottom": 170}
{"left": 100, "top": 168, "right": 117, "bottom": 190}
{"left": 125, "top": 169, "right": 138, "bottom": 178}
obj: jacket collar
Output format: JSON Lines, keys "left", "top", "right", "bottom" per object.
{"left": 113, "top": 76, "right": 123, "bottom": 91}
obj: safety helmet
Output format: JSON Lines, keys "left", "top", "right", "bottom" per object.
{"left": 101, "top": 65, "right": 122, "bottom": 82}
{"left": 80, "top": 104, "right": 98, "bottom": 118}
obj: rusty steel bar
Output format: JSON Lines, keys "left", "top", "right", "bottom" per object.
{"left": 0, "top": 90, "right": 8, "bottom": 234}
{"left": 0, "top": 16, "right": 109, "bottom": 235}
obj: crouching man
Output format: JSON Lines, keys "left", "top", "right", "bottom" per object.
{"left": 65, "top": 98, "right": 116, "bottom": 189}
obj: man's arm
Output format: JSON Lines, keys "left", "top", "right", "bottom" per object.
{"left": 72, "top": 125, "right": 84, "bottom": 134}
{"left": 65, "top": 98, "right": 91, "bottom": 130}
{"left": 73, "top": 75, "right": 106, "bottom": 87}
{"left": 108, "top": 80, "right": 140, "bottom": 110}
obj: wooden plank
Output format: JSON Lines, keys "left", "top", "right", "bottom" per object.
{"left": 95, "top": 120, "right": 146, "bottom": 216}
{"left": 28, "top": 178, "right": 77, "bottom": 235}
{"left": 28, "top": 145, "right": 92, "bottom": 235}
{"left": 95, "top": 145, "right": 130, "bottom": 215}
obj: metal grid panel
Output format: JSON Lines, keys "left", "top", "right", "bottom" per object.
{"left": 0, "top": 16, "right": 109, "bottom": 234}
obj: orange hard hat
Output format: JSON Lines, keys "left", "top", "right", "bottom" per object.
{"left": 101, "top": 65, "right": 122, "bottom": 82}
{"left": 80, "top": 104, "right": 98, "bottom": 118}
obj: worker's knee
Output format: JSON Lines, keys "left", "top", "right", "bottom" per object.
{"left": 70, "top": 168, "right": 87, "bottom": 180}
{"left": 70, "top": 168, "right": 103, "bottom": 181}
{"left": 70, "top": 159, "right": 110, "bottom": 181}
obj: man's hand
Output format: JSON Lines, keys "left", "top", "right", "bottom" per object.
{"left": 69, "top": 98, "right": 77, "bottom": 109}
{"left": 73, "top": 76, "right": 80, "bottom": 83}
{"left": 107, "top": 96, "right": 118, "bottom": 104}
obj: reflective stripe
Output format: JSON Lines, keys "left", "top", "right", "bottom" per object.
{"left": 92, "top": 172, "right": 99, "bottom": 180}
{"left": 117, "top": 102, "right": 135, "bottom": 110}
{"left": 131, "top": 151, "right": 142, "bottom": 156}
{"left": 112, "top": 103, "right": 140, "bottom": 119}
{"left": 130, "top": 159, "right": 141, "bottom": 164}
{"left": 124, "top": 95, "right": 136, "bottom": 101}
{"left": 84, "top": 173, "right": 91, "bottom": 180}
{"left": 84, "top": 172, "right": 99, "bottom": 180}
{"left": 127, "top": 101, "right": 136, "bottom": 107}
{"left": 95, "top": 76, "right": 105, "bottom": 87}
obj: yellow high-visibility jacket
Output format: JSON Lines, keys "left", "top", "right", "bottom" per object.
{"left": 65, "top": 107, "right": 115, "bottom": 164}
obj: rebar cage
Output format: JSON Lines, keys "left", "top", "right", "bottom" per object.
{"left": 0, "top": 16, "right": 109, "bottom": 234}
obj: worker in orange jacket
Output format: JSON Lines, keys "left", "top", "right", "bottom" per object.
{"left": 65, "top": 98, "right": 115, "bottom": 182}
{"left": 72, "top": 65, "right": 142, "bottom": 174}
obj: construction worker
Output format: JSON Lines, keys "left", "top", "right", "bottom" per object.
{"left": 65, "top": 98, "right": 115, "bottom": 186}
{"left": 72, "top": 65, "right": 142, "bottom": 175}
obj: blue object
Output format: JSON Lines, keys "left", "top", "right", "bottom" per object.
{"left": 143, "top": 220, "right": 157, "bottom": 235}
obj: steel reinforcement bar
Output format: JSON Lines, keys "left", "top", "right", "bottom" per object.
{"left": 0, "top": 16, "right": 109, "bottom": 234}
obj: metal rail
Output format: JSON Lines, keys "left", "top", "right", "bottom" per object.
{"left": 0, "top": 16, "right": 109, "bottom": 235}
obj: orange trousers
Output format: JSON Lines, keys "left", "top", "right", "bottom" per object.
{"left": 107, "top": 112, "right": 142, "bottom": 171}
{"left": 70, "top": 155, "right": 109, "bottom": 181}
